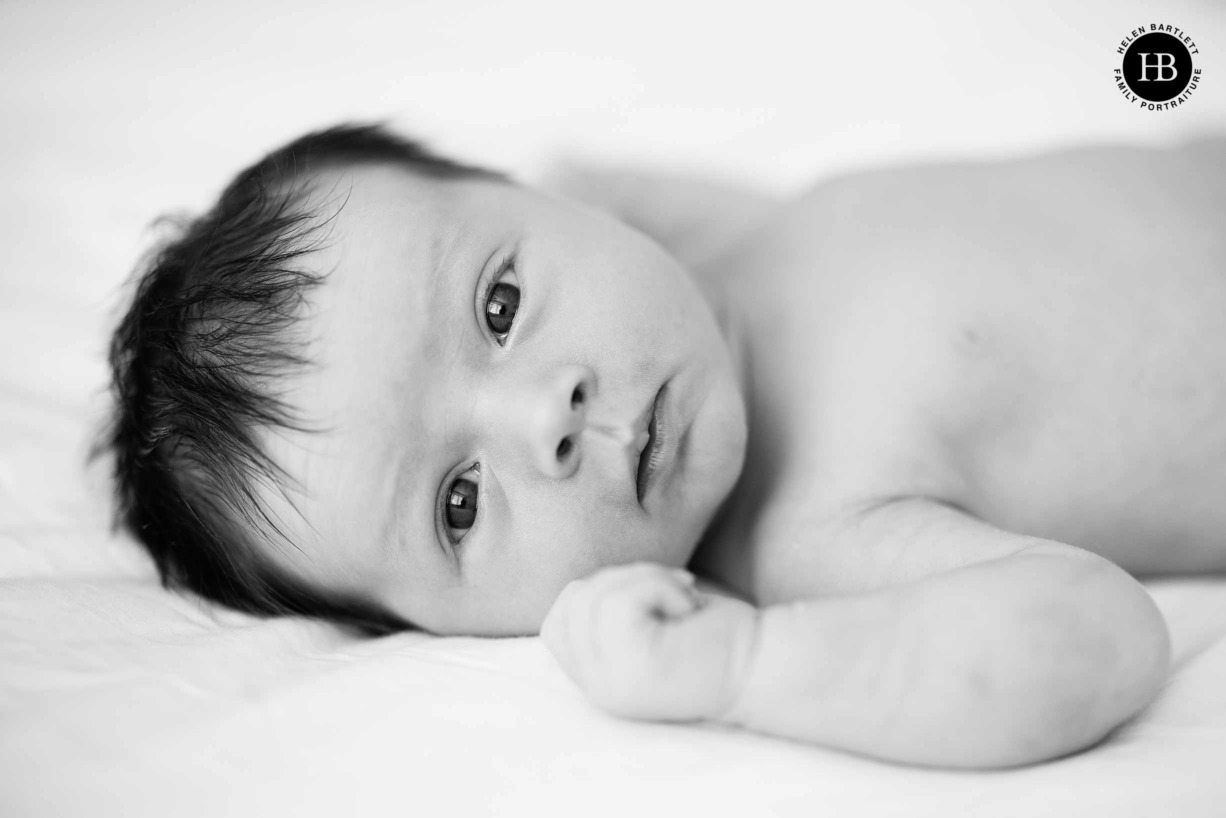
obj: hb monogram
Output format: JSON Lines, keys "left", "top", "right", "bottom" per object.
{"left": 1137, "top": 53, "right": 1178, "bottom": 81}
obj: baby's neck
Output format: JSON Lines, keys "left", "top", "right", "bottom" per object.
{"left": 685, "top": 254, "right": 767, "bottom": 590}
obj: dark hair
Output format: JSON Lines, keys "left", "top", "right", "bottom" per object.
{"left": 102, "top": 123, "right": 505, "bottom": 635}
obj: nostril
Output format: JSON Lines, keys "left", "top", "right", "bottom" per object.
{"left": 556, "top": 437, "right": 573, "bottom": 460}
{"left": 570, "top": 386, "right": 584, "bottom": 409}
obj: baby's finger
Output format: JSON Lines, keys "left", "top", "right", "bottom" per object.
{"left": 598, "top": 567, "right": 701, "bottom": 627}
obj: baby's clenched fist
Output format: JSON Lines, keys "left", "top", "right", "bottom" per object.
{"left": 541, "top": 562, "right": 759, "bottom": 723}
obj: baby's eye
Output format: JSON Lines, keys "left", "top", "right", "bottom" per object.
{"left": 443, "top": 466, "right": 480, "bottom": 541}
{"left": 484, "top": 263, "right": 520, "bottom": 343}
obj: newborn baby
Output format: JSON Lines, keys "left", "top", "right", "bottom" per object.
{"left": 108, "top": 124, "right": 1226, "bottom": 768}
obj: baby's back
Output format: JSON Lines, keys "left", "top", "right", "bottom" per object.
{"left": 701, "top": 139, "right": 1226, "bottom": 588}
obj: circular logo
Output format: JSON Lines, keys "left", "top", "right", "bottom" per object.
{"left": 1114, "top": 25, "right": 1203, "bottom": 110}
{"left": 1123, "top": 33, "right": 1192, "bottom": 100}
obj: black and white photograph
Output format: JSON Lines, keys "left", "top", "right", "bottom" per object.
{"left": 3, "top": 1, "right": 1226, "bottom": 815}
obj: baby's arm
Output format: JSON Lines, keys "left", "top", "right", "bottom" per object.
{"left": 542, "top": 501, "right": 1170, "bottom": 768}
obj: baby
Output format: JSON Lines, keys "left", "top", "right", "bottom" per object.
{"left": 107, "top": 123, "right": 1226, "bottom": 768}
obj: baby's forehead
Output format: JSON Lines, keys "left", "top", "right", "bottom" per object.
{"left": 304, "top": 160, "right": 515, "bottom": 230}
{"left": 280, "top": 163, "right": 521, "bottom": 451}
{"left": 292, "top": 168, "right": 460, "bottom": 300}
{"left": 301, "top": 162, "right": 452, "bottom": 230}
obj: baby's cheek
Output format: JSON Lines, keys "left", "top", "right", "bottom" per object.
{"left": 524, "top": 524, "right": 610, "bottom": 593}
{"left": 597, "top": 521, "right": 686, "bottom": 571}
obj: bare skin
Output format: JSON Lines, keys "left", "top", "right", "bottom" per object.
{"left": 258, "top": 140, "right": 1223, "bottom": 767}
{"left": 543, "top": 140, "right": 1225, "bottom": 767}
{"left": 696, "top": 138, "right": 1226, "bottom": 592}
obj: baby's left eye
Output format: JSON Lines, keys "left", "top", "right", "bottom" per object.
{"left": 442, "top": 463, "right": 481, "bottom": 545}
{"left": 445, "top": 475, "right": 479, "bottom": 534}
{"left": 484, "top": 263, "right": 520, "bottom": 343}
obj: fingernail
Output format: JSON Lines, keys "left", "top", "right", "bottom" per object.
{"left": 672, "top": 569, "right": 696, "bottom": 585}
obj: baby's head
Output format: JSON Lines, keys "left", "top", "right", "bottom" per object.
{"left": 108, "top": 124, "right": 747, "bottom": 635}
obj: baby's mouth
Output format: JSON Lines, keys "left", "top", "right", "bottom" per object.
{"left": 635, "top": 383, "right": 668, "bottom": 504}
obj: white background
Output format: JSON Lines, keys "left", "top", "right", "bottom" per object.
{"left": 3, "top": 3, "right": 1226, "bottom": 816}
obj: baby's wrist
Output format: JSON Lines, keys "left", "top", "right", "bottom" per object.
{"left": 712, "top": 606, "right": 763, "bottom": 725}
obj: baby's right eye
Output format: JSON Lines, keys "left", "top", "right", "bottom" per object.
{"left": 443, "top": 466, "right": 480, "bottom": 541}
{"left": 483, "top": 259, "right": 520, "bottom": 345}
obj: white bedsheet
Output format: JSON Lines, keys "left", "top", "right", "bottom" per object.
{"left": 3, "top": 0, "right": 1226, "bottom": 815}
{"left": 2, "top": 574, "right": 1226, "bottom": 817}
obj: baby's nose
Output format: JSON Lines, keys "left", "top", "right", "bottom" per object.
{"left": 500, "top": 364, "right": 594, "bottom": 479}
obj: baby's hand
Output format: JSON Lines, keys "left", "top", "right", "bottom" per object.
{"left": 541, "top": 562, "right": 759, "bottom": 722}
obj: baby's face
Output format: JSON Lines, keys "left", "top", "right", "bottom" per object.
{"left": 260, "top": 163, "right": 747, "bottom": 635}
